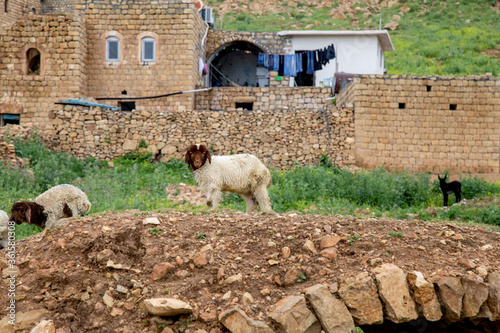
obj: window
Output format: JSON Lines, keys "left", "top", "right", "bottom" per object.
{"left": 106, "top": 37, "right": 120, "bottom": 62}
{"left": 141, "top": 37, "right": 155, "bottom": 62}
{"left": 398, "top": 103, "right": 406, "bottom": 109}
{"left": 26, "top": 48, "right": 41, "bottom": 75}
{"left": 235, "top": 102, "right": 253, "bottom": 110}
{"left": 449, "top": 104, "right": 457, "bottom": 110}
{"left": 4, "top": 0, "right": 8, "bottom": 13}
{"left": 119, "top": 101, "right": 135, "bottom": 111}
{"left": 1, "top": 114, "right": 20, "bottom": 126}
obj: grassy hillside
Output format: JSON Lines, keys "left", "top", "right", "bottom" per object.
{"left": 205, "top": 0, "right": 499, "bottom": 76}
{"left": 2, "top": 134, "right": 499, "bottom": 241}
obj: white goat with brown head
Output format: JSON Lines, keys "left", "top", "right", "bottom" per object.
{"left": 184, "top": 144, "right": 273, "bottom": 214}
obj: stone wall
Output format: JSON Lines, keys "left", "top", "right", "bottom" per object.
{"left": 79, "top": 0, "right": 205, "bottom": 112}
{"left": 195, "top": 86, "right": 331, "bottom": 111}
{"left": 218, "top": 264, "right": 500, "bottom": 332}
{"left": 0, "top": 0, "right": 207, "bottom": 129}
{"left": 0, "top": 14, "right": 87, "bottom": 127}
{"left": 206, "top": 29, "right": 288, "bottom": 57}
{"left": 41, "top": 104, "right": 355, "bottom": 169}
{"left": 338, "top": 74, "right": 500, "bottom": 173}
{"left": 0, "top": 0, "right": 41, "bottom": 26}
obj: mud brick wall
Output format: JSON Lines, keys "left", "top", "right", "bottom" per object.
{"left": 194, "top": 87, "right": 332, "bottom": 111}
{"left": 339, "top": 74, "right": 500, "bottom": 173}
{"left": 0, "top": 14, "right": 87, "bottom": 128}
{"left": 43, "top": 105, "right": 355, "bottom": 169}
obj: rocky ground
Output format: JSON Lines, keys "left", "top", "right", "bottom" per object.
{"left": 1, "top": 194, "right": 499, "bottom": 332}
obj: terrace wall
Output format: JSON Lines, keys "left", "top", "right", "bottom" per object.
{"left": 40, "top": 104, "right": 355, "bottom": 169}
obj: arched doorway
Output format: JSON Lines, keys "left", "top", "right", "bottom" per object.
{"left": 207, "top": 41, "right": 267, "bottom": 88}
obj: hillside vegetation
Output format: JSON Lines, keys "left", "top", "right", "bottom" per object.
{"left": 205, "top": 0, "right": 500, "bottom": 76}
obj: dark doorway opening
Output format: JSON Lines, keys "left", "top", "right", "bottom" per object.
{"left": 209, "top": 41, "right": 264, "bottom": 87}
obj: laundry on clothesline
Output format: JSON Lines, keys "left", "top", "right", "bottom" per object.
{"left": 257, "top": 44, "right": 335, "bottom": 77}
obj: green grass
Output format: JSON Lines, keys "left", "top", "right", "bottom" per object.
{"left": 2, "top": 134, "right": 500, "bottom": 241}
{"left": 207, "top": 0, "right": 499, "bottom": 76}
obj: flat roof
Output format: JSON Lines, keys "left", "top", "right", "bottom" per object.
{"left": 277, "top": 30, "right": 394, "bottom": 52}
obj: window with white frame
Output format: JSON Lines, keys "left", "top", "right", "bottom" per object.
{"left": 106, "top": 37, "right": 120, "bottom": 62}
{"left": 141, "top": 37, "right": 156, "bottom": 62}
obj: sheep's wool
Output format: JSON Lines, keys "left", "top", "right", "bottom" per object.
{"left": 35, "top": 184, "right": 91, "bottom": 229}
{"left": 193, "top": 153, "right": 273, "bottom": 213}
{"left": 194, "top": 154, "right": 271, "bottom": 194}
{"left": 0, "top": 210, "right": 9, "bottom": 248}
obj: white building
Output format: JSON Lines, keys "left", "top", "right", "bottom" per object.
{"left": 277, "top": 30, "right": 394, "bottom": 87}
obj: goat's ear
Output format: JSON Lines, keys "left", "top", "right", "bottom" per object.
{"left": 206, "top": 150, "right": 212, "bottom": 164}
{"left": 184, "top": 150, "right": 191, "bottom": 165}
{"left": 438, "top": 175, "right": 442, "bottom": 180}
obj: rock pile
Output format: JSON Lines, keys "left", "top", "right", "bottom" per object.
{"left": 0, "top": 210, "right": 499, "bottom": 332}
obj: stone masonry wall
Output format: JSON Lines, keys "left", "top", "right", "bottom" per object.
{"left": 78, "top": 0, "right": 205, "bottom": 112}
{"left": 0, "top": 0, "right": 41, "bottom": 26}
{"left": 42, "top": 105, "right": 355, "bottom": 169}
{"left": 195, "top": 86, "right": 331, "bottom": 111}
{"left": 344, "top": 75, "right": 500, "bottom": 173}
{"left": 0, "top": 14, "right": 87, "bottom": 128}
{"left": 206, "top": 30, "right": 288, "bottom": 58}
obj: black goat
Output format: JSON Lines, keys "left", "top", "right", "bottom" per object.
{"left": 438, "top": 175, "right": 462, "bottom": 207}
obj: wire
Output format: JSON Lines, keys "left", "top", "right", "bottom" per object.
{"left": 95, "top": 88, "right": 212, "bottom": 101}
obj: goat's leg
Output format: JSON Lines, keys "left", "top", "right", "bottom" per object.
{"left": 443, "top": 193, "right": 448, "bottom": 207}
{"left": 242, "top": 194, "right": 258, "bottom": 214}
{"left": 254, "top": 186, "right": 273, "bottom": 213}
{"left": 455, "top": 190, "right": 461, "bottom": 203}
{"left": 206, "top": 188, "right": 222, "bottom": 210}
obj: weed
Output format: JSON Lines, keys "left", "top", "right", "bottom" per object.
{"left": 149, "top": 227, "right": 161, "bottom": 235}
{"left": 196, "top": 232, "right": 206, "bottom": 239}
{"left": 349, "top": 234, "right": 360, "bottom": 245}
{"left": 388, "top": 231, "right": 404, "bottom": 238}
{"left": 296, "top": 273, "right": 307, "bottom": 283}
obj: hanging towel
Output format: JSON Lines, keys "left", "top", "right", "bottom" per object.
{"left": 306, "top": 51, "right": 315, "bottom": 74}
{"left": 284, "top": 54, "right": 292, "bottom": 76}
{"left": 296, "top": 53, "right": 303, "bottom": 73}
{"left": 263, "top": 54, "right": 269, "bottom": 69}
{"left": 258, "top": 53, "right": 264, "bottom": 65}
{"left": 326, "top": 44, "right": 336, "bottom": 60}
{"left": 273, "top": 55, "right": 280, "bottom": 71}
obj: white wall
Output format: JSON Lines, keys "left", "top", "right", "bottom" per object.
{"left": 289, "top": 34, "right": 385, "bottom": 87}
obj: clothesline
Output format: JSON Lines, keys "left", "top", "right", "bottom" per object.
{"left": 257, "top": 43, "right": 336, "bottom": 77}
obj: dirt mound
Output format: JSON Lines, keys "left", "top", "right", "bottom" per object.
{"left": 1, "top": 209, "right": 499, "bottom": 332}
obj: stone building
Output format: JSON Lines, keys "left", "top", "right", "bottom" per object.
{"left": 1, "top": 0, "right": 498, "bottom": 174}
{"left": 0, "top": 0, "right": 393, "bottom": 127}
